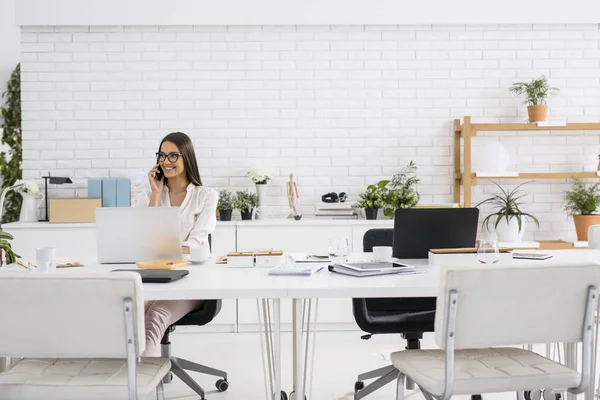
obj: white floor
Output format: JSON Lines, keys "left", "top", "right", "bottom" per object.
{"left": 160, "top": 331, "right": 575, "bottom": 400}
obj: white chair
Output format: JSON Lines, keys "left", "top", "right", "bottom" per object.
{"left": 0, "top": 271, "right": 171, "bottom": 400}
{"left": 390, "top": 262, "right": 600, "bottom": 400}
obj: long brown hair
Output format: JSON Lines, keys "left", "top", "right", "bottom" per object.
{"left": 158, "top": 132, "right": 203, "bottom": 186}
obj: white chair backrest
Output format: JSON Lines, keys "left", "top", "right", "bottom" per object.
{"left": 0, "top": 271, "right": 145, "bottom": 358}
{"left": 435, "top": 262, "right": 600, "bottom": 350}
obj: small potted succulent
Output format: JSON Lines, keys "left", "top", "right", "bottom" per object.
{"left": 509, "top": 75, "right": 559, "bottom": 123}
{"left": 476, "top": 181, "right": 539, "bottom": 242}
{"left": 234, "top": 189, "right": 258, "bottom": 221}
{"left": 357, "top": 183, "right": 387, "bottom": 220}
{"left": 217, "top": 189, "right": 234, "bottom": 222}
{"left": 564, "top": 178, "right": 600, "bottom": 241}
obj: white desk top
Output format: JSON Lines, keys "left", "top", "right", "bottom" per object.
{"left": 4, "top": 249, "right": 599, "bottom": 301}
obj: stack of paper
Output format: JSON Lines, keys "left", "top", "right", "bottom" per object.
{"left": 328, "top": 261, "right": 416, "bottom": 277}
{"left": 269, "top": 265, "right": 324, "bottom": 276}
{"left": 315, "top": 202, "right": 358, "bottom": 219}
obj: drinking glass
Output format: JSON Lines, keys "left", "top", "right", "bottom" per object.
{"left": 477, "top": 239, "right": 500, "bottom": 264}
{"left": 328, "top": 238, "right": 350, "bottom": 263}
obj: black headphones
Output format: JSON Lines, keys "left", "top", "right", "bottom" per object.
{"left": 321, "top": 192, "right": 348, "bottom": 203}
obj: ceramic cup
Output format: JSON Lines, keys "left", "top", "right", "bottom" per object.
{"left": 588, "top": 225, "right": 600, "bottom": 249}
{"left": 190, "top": 246, "right": 210, "bottom": 263}
{"left": 36, "top": 247, "right": 56, "bottom": 273}
{"left": 372, "top": 246, "right": 393, "bottom": 261}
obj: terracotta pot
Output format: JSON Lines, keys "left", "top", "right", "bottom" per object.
{"left": 527, "top": 105, "right": 548, "bottom": 123}
{"left": 573, "top": 214, "right": 600, "bottom": 241}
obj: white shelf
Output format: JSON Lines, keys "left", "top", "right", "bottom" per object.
{"left": 475, "top": 171, "right": 519, "bottom": 178}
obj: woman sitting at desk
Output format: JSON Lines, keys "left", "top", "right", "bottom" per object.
{"left": 134, "top": 131, "right": 218, "bottom": 356}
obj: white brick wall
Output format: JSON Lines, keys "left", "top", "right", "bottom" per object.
{"left": 19, "top": 24, "right": 600, "bottom": 240}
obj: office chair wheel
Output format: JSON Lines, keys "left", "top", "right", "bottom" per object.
{"left": 215, "top": 379, "right": 229, "bottom": 392}
{"left": 471, "top": 395, "right": 482, "bottom": 400}
{"left": 289, "top": 391, "right": 307, "bottom": 400}
{"left": 355, "top": 381, "right": 365, "bottom": 392}
{"left": 524, "top": 390, "right": 542, "bottom": 400}
{"left": 542, "top": 389, "right": 557, "bottom": 400}
{"left": 280, "top": 391, "right": 288, "bottom": 400}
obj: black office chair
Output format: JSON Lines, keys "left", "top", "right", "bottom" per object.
{"left": 352, "top": 228, "right": 436, "bottom": 400}
{"left": 160, "top": 234, "right": 228, "bottom": 400}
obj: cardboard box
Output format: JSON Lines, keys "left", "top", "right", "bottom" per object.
{"left": 49, "top": 198, "right": 102, "bottom": 223}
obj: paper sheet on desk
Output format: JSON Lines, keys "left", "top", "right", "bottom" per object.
{"left": 289, "top": 253, "right": 330, "bottom": 263}
{"left": 268, "top": 265, "right": 325, "bottom": 276}
{"left": 17, "top": 259, "right": 84, "bottom": 268}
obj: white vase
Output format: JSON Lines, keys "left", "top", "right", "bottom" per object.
{"left": 256, "top": 184, "right": 267, "bottom": 207}
{"left": 495, "top": 217, "right": 525, "bottom": 242}
{"left": 19, "top": 193, "right": 44, "bottom": 223}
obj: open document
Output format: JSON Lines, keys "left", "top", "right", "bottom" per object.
{"left": 328, "top": 261, "right": 416, "bottom": 277}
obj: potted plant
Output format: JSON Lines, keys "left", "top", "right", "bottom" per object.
{"left": 234, "top": 189, "right": 258, "bottom": 221}
{"left": 248, "top": 167, "right": 270, "bottom": 209}
{"left": 0, "top": 229, "right": 19, "bottom": 266}
{"left": 217, "top": 189, "right": 234, "bottom": 222}
{"left": 509, "top": 75, "right": 559, "bottom": 123}
{"left": 564, "top": 178, "right": 600, "bottom": 241}
{"left": 357, "top": 183, "right": 387, "bottom": 220}
{"left": 380, "top": 161, "right": 420, "bottom": 218}
{"left": 476, "top": 181, "right": 539, "bottom": 242}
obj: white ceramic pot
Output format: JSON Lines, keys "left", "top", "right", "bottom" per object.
{"left": 588, "top": 224, "right": 600, "bottom": 249}
{"left": 495, "top": 217, "right": 525, "bottom": 242}
{"left": 255, "top": 184, "right": 267, "bottom": 207}
{"left": 19, "top": 193, "right": 44, "bottom": 223}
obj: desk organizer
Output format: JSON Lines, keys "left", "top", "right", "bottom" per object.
{"left": 254, "top": 250, "right": 284, "bottom": 267}
{"left": 226, "top": 252, "right": 255, "bottom": 268}
{"left": 226, "top": 250, "right": 285, "bottom": 268}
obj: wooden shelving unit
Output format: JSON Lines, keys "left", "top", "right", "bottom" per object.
{"left": 454, "top": 116, "right": 600, "bottom": 207}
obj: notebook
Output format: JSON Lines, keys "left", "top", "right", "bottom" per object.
{"left": 512, "top": 253, "right": 553, "bottom": 260}
{"left": 328, "top": 261, "right": 416, "bottom": 277}
{"left": 269, "top": 265, "right": 324, "bottom": 276}
{"left": 111, "top": 269, "right": 189, "bottom": 283}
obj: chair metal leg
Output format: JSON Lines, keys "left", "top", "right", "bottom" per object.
{"left": 170, "top": 359, "right": 206, "bottom": 399}
{"left": 172, "top": 356, "right": 227, "bottom": 379}
{"left": 357, "top": 364, "right": 396, "bottom": 381}
{"left": 354, "top": 369, "right": 397, "bottom": 400}
{"left": 156, "top": 381, "right": 165, "bottom": 400}
{"left": 517, "top": 391, "right": 525, "bottom": 400}
{"left": 396, "top": 373, "right": 405, "bottom": 400}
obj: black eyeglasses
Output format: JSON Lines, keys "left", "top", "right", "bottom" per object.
{"left": 156, "top": 152, "right": 183, "bottom": 163}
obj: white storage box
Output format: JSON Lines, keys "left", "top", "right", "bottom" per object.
{"left": 226, "top": 252, "right": 254, "bottom": 268}
{"left": 428, "top": 251, "right": 513, "bottom": 265}
{"left": 255, "top": 254, "right": 284, "bottom": 268}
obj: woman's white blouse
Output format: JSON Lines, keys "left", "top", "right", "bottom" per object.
{"left": 132, "top": 184, "right": 218, "bottom": 248}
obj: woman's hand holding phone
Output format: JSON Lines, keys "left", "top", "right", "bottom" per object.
{"left": 148, "top": 164, "right": 164, "bottom": 194}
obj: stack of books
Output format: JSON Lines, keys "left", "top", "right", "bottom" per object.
{"left": 315, "top": 202, "right": 358, "bottom": 219}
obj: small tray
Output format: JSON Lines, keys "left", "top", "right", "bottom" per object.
{"left": 136, "top": 260, "right": 189, "bottom": 270}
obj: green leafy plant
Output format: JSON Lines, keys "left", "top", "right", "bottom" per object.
{"left": 0, "top": 229, "right": 20, "bottom": 265}
{"left": 357, "top": 183, "right": 387, "bottom": 209}
{"left": 564, "top": 178, "right": 600, "bottom": 216}
{"left": 234, "top": 189, "right": 258, "bottom": 212}
{"left": 217, "top": 189, "right": 234, "bottom": 210}
{"left": 509, "top": 75, "right": 559, "bottom": 106}
{"left": 379, "top": 161, "right": 420, "bottom": 217}
{"left": 0, "top": 64, "right": 22, "bottom": 223}
{"left": 476, "top": 181, "right": 539, "bottom": 232}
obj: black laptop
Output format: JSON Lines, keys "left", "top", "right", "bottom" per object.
{"left": 393, "top": 208, "right": 479, "bottom": 259}
{"left": 111, "top": 269, "right": 189, "bottom": 283}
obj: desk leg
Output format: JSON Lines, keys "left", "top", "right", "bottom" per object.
{"left": 293, "top": 298, "right": 305, "bottom": 400}
{"left": 566, "top": 342, "right": 577, "bottom": 400}
{"left": 274, "top": 299, "right": 281, "bottom": 400}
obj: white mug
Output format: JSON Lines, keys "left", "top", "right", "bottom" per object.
{"left": 589, "top": 225, "right": 600, "bottom": 249}
{"left": 36, "top": 247, "right": 56, "bottom": 273}
{"left": 190, "top": 246, "right": 210, "bottom": 263}
{"left": 372, "top": 246, "right": 393, "bottom": 261}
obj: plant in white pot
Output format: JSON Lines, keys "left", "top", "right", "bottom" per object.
{"left": 476, "top": 181, "right": 539, "bottom": 242}
{"left": 509, "top": 75, "right": 559, "bottom": 123}
{"left": 564, "top": 177, "right": 600, "bottom": 241}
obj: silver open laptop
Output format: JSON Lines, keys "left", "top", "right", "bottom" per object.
{"left": 96, "top": 207, "right": 182, "bottom": 264}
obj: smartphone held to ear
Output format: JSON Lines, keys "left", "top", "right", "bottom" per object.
{"left": 155, "top": 165, "right": 164, "bottom": 181}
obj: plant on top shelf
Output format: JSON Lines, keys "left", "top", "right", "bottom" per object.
{"left": 234, "top": 189, "right": 258, "bottom": 221}
{"left": 379, "top": 161, "right": 420, "bottom": 218}
{"left": 509, "top": 75, "right": 559, "bottom": 123}
{"left": 0, "top": 230, "right": 20, "bottom": 266}
{"left": 217, "top": 189, "right": 234, "bottom": 222}
{"left": 247, "top": 168, "right": 270, "bottom": 185}
{"left": 476, "top": 180, "right": 539, "bottom": 243}
{"left": 357, "top": 183, "right": 387, "bottom": 220}
{"left": 564, "top": 177, "right": 600, "bottom": 241}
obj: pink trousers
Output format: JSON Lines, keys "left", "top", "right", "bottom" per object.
{"left": 143, "top": 300, "right": 204, "bottom": 356}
